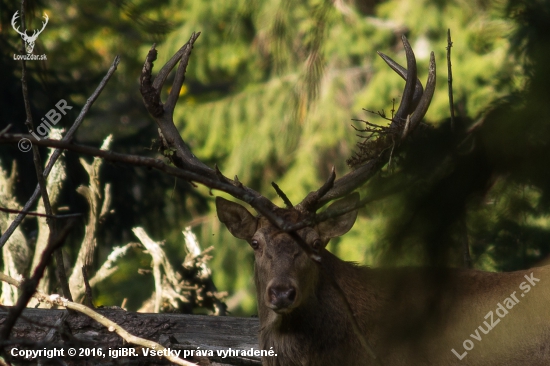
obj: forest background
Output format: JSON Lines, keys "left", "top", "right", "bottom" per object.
{"left": 1, "top": 0, "right": 550, "bottom": 315}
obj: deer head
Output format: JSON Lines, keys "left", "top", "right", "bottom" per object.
{"left": 11, "top": 11, "right": 49, "bottom": 54}
{"left": 216, "top": 193, "right": 359, "bottom": 315}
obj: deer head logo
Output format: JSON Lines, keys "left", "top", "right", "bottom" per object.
{"left": 11, "top": 11, "right": 49, "bottom": 54}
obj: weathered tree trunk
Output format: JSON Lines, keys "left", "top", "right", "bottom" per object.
{"left": 1, "top": 308, "right": 260, "bottom": 365}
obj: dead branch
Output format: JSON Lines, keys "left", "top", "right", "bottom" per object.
{"left": 0, "top": 56, "right": 120, "bottom": 249}
{"left": 181, "top": 227, "right": 227, "bottom": 316}
{"left": 69, "top": 135, "right": 113, "bottom": 301}
{"left": 30, "top": 128, "right": 68, "bottom": 300}
{"left": 88, "top": 243, "right": 138, "bottom": 287}
{"left": 134, "top": 227, "right": 227, "bottom": 315}
{"left": 17, "top": 0, "right": 71, "bottom": 304}
{"left": 133, "top": 227, "right": 166, "bottom": 313}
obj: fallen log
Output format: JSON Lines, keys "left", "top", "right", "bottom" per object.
{"left": 0, "top": 308, "right": 261, "bottom": 365}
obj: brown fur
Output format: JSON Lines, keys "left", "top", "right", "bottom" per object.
{"left": 216, "top": 197, "right": 550, "bottom": 365}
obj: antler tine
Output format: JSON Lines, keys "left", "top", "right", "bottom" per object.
{"left": 272, "top": 182, "right": 294, "bottom": 208}
{"left": 377, "top": 51, "right": 424, "bottom": 120}
{"left": 11, "top": 11, "right": 25, "bottom": 36}
{"left": 153, "top": 32, "right": 201, "bottom": 92}
{"left": 405, "top": 51, "right": 436, "bottom": 138}
{"left": 38, "top": 13, "right": 49, "bottom": 34}
{"left": 298, "top": 38, "right": 436, "bottom": 211}
{"left": 389, "top": 35, "right": 418, "bottom": 125}
{"left": 296, "top": 166, "right": 336, "bottom": 212}
{"left": 140, "top": 34, "right": 279, "bottom": 214}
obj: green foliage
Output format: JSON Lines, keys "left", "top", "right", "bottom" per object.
{"left": 3, "top": 0, "right": 549, "bottom": 317}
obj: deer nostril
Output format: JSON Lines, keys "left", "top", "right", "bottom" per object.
{"left": 287, "top": 287, "right": 296, "bottom": 302}
{"left": 269, "top": 285, "right": 297, "bottom": 309}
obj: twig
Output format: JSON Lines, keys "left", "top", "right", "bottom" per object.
{"left": 0, "top": 206, "right": 81, "bottom": 219}
{"left": 0, "top": 124, "right": 12, "bottom": 137}
{"left": 133, "top": 228, "right": 164, "bottom": 313}
{"left": 29, "top": 129, "right": 67, "bottom": 298}
{"left": 89, "top": 243, "right": 137, "bottom": 287}
{"left": 0, "top": 56, "right": 120, "bottom": 249}
{"left": 447, "top": 29, "right": 456, "bottom": 132}
{"left": 0, "top": 273, "right": 196, "bottom": 366}
{"left": 17, "top": 0, "right": 71, "bottom": 304}
{"left": 447, "top": 30, "right": 471, "bottom": 268}
{"left": 329, "top": 274, "right": 381, "bottom": 365}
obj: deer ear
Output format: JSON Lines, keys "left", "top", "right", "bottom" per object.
{"left": 216, "top": 197, "right": 258, "bottom": 240}
{"left": 317, "top": 192, "right": 359, "bottom": 240}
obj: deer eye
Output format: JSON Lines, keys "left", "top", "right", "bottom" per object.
{"left": 312, "top": 239, "right": 322, "bottom": 250}
{"left": 250, "top": 239, "right": 259, "bottom": 249}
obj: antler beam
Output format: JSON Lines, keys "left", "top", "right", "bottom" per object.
{"left": 139, "top": 33, "right": 280, "bottom": 216}
{"left": 297, "top": 35, "right": 436, "bottom": 212}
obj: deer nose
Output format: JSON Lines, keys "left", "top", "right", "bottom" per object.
{"left": 268, "top": 284, "right": 297, "bottom": 309}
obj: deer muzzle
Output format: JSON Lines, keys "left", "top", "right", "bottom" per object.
{"left": 266, "top": 280, "right": 298, "bottom": 313}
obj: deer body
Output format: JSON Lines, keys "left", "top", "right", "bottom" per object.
{"left": 217, "top": 197, "right": 550, "bottom": 366}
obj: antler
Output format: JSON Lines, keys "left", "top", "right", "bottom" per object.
{"left": 139, "top": 33, "right": 279, "bottom": 216}
{"left": 11, "top": 12, "right": 48, "bottom": 40}
{"left": 11, "top": 11, "right": 26, "bottom": 38}
{"left": 28, "top": 13, "right": 49, "bottom": 41}
{"left": 297, "top": 35, "right": 436, "bottom": 212}
{"left": 139, "top": 33, "right": 435, "bottom": 225}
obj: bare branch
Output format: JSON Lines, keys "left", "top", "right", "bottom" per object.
{"left": 133, "top": 228, "right": 165, "bottom": 313}
{"left": 69, "top": 135, "right": 113, "bottom": 301}
{"left": 89, "top": 243, "right": 138, "bottom": 287}
{"left": 0, "top": 56, "right": 120, "bottom": 249}
{"left": 16, "top": 2, "right": 71, "bottom": 304}
{"left": 181, "top": 227, "right": 227, "bottom": 316}
{"left": 30, "top": 129, "right": 68, "bottom": 299}
{"left": 447, "top": 28, "right": 456, "bottom": 132}
{"left": 3, "top": 138, "right": 300, "bottom": 251}
{"left": 0, "top": 206, "right": 80, "bottom": 219}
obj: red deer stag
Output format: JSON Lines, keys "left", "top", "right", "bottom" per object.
{"left": 140, "top": 34, "right": 550, "bottom": 366}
